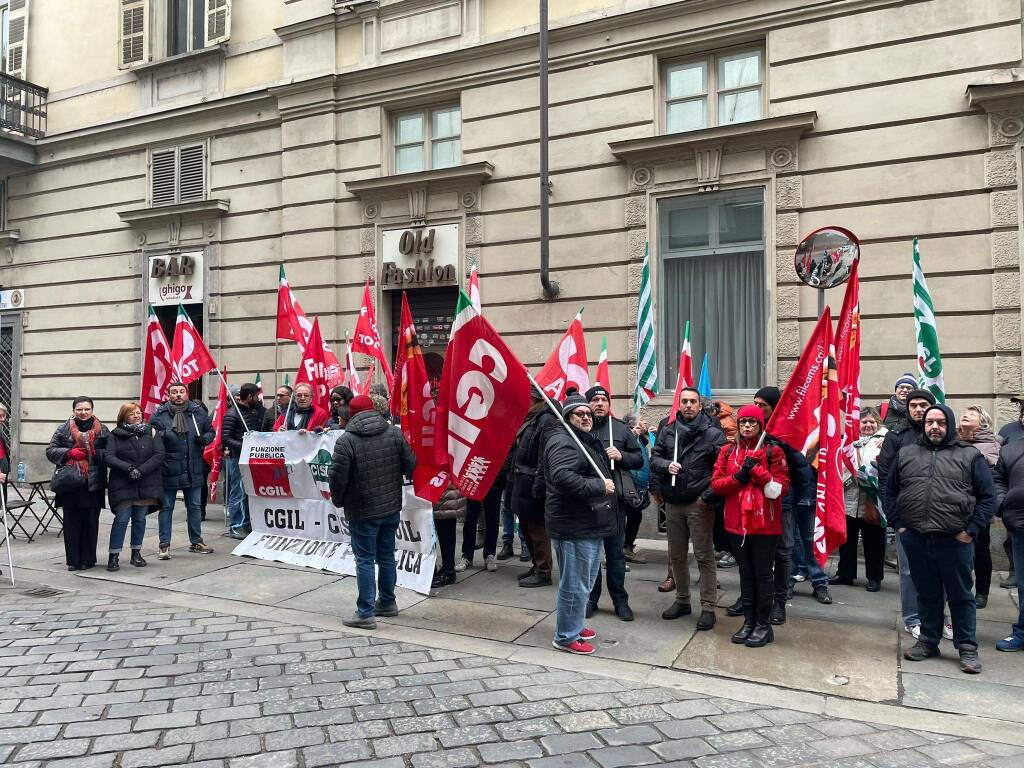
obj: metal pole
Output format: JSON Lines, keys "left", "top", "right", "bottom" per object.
{"left": 539, "top": 0, "right": 559, "bottom": 300}
{"left": 817, "top": 288, "right": 826, "bottom": 318}
{"left": 2, "top": 486, "right": 15, "bottom": 586}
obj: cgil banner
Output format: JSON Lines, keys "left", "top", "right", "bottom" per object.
{"left": 230, "top": 431, "right": 436, "bottom": 594}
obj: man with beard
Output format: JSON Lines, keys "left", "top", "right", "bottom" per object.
{"left": 885, "top": 404, "right": 995, "bottom": 673}
{"left": 584, "top": 385, "right": 642, "bottom": 622}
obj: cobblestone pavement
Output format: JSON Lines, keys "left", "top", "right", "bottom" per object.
{"left": 2, "top": 588, "right": 1022, "bottom": 768}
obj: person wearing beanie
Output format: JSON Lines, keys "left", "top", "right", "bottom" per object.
{"left": 584, "top": 385, "right": 642, "bottom": 622}
{"left": 328, "top": 390, "right": 416, "bottom": 630}
{"left": 878, "top": 387, "right": 940, "bottom": 639}
{"left": 884, "top": 403, "right": 996, "bottom": 674}
{"left": 710, "top": 404, "right": 789, "bottom": 648}
{"left": 542, "top": 395, "right": 617, "bottom": 655}
{"left": 881, "top": 374, "right": 918, "bottom": 431}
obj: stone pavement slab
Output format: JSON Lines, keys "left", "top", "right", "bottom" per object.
{"left": 279, "top": 578, "right": 429, "bottom": 616}
{"left": 387, "top": 596, "right": 548, "bottom": 642}
{"left": 167, "top": 562, "right": 345, "bottom": 605}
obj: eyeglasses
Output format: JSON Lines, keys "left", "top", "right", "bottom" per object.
{"left": 573, "top": 412, "right": 593, "bottom": 419}
{"left": 737, "top": 418, "right": 760, "bottom": 426}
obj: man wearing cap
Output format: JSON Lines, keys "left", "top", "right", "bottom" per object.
{"left": 329, "top": 394, "right": 416, "bottom": 630}
{"left": 220, "top": 383, "right": 265, "bottom": 539}
{"left": 542, "top": 394, "right": 617, "bottom": 655}
{"left": 584, "top": 384, "right": 642, "bottom": 622}
{"left": 882, "top": 374, "right": 918, "bottom": 431}
{"left": 885, "top": 403, "right": 996, "bottom": 673}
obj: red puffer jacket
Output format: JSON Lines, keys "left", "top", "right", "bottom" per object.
{"left": 710, "top": 438, "right": 790, "bottom": 537}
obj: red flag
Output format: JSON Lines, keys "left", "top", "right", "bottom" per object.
{"left": 535, "top": 309, "right": 589, "bottom": 402}
{"left": 814, "top": 338, "right": 847, "bottom": 566}
{"left": 392, "top": 293, "right": 448, "bottom": 503}
{"left": 835, "top": 260, "right": 862, "bottom": 459}
{"left": 295, "top": 318, "right": 330, "bottom": 413}
{"left": 352, "top": 280, "right": 393, "bottom": 388}
{"left": 435, "top": 291, "right": 533, "bottom": 500}
{"left": 276, "top": 265, "right": 343, "bottom": 387}
{"left": 203, "top": 369, "right": 229, "bottom": 502}
{"left": 170, "top": 304, "right": 216, "bottom": 385}
{"left": 141, "top": 307, "right": 173, "bottom": 420}
{"left": 765, "top": 309, "right": 832, "bottom": 457}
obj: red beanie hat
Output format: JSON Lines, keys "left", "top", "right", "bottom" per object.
{"left": 349, "top": 394, "right": 373, "bottom": 415}
{"left": 737, "top": 403, "right": 765, "bottom": 430}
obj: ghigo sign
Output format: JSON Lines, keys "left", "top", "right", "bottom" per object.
{"left": 149, "top": 251, "right": 204, "bottom": 306}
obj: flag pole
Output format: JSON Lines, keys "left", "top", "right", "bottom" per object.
{"left": 212, "top": 367, "right": 250, "bottom": 428}
{"left": 1, "top": 487, "right": 14, "bottom": 587}
{"left": 525, "top": 371, "right": 608, "bottom": 483}
{"left": 609, "top": 415, "right": 614, "bottom": 471}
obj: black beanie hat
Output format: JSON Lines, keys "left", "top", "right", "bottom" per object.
{"left": 754, "top": 386, "right": 781, "bottom": 409}
{"left": 585, "top": 384, "right": 610, "bottom": 402}
{"left": 906, "top": 388, "right": 936, "bottom": 407}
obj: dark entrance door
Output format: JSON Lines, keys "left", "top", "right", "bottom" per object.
{"left": 389, "top": 286, "right": 458, "bottom": 389}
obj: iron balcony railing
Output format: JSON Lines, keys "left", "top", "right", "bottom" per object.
{"left": 0, "top": 72, "right": 47, "bottom": 138}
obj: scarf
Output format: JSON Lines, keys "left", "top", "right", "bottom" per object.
{"left": 726, "top": 438, "right": 771, "bottom": 540}
{"left": 69, "top": 417, "right": 102, "bottom": 479}
{"left": 122, "top": 422, "right": 148, "bottom": 436}
{"left": 289, "top": 404, "right": 313, "bottom": 430}
{"left": 169, "top": 401, "right": 190, "bottom": 434}
{"left": 887, "top": 396, "right": 907, "bottom": 420}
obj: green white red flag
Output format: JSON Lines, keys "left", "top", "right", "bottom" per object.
{"left": 595, "top": 336, "right": 611, "bottom": 396}
{"left": 535, "top": 309, "right": 590, "bottom": 402}
{"left": 343, "top": 333, "right": 362, "bottom": 393}
{"left": 203, "top": 368, "right": 229, "bottom": 502}
{"left": 667, "top": 321, "right": 694, "bottom": 423}
{"left": 141, "top": 307, "right": 173, "bottom": 420}
{"left": 469, "top": 264, "right": 481, "bottom": 313}
{"left": 434, "top": 291, "right": 533, "bottom": 500}
{"left": 913, "top": 238, "right": 945, "bottom": 403}
{"left": 170, "top": 304, "right": 216, "bottom": 385}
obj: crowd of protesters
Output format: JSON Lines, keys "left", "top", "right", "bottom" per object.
{"left": 25, "top": 371, "right": 1024, "bottom": 670}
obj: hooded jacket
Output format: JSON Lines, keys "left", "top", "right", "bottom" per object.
{"left": 541, "top": 423, "right": 617, "bottom": 540}
{"left": 328, "top": 409, "right": 415, "bottom": 521}
{"left": 150, "top": 401, "right": 214, "bottom": 489}
{"left": 884, "top": 404, "right": 996, "bottom": 539}
{"left": 877, "top": 404, "right": 930, "bottom": 498}
{"left": 710, "top": 436, "right": 789, "bottom": 537}
{"left": 649, "top": 412, "right": 726, "bottom": 504}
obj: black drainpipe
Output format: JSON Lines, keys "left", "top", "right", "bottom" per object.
{"left": 539, "top": 0, "right": 559, "bottom": 299}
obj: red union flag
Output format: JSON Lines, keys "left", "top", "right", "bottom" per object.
{"left": 392, "top": 293, "right": 448, "bottom": 503}
{"left": 170, "top": 304, "right": 216, "bottom": 385}
{"left": 140, "top": 307, "right": 173, "bottom": 420}
{"left": 765, "top": 309, "right": 832, "bottom": 457}
{"left": 835, "top": 260, "right": 862, "bottom": 457}
{"left": 203, "top": 369, "right": 229, "bottom": 502}
{"left": 814, "top": 339, "right": 847, "bottom": 566}
{"left": 295, "top": 318, "right": 331, "bottom": 413}
{"left": 434, "top": 291, "right": 532, "bottom": 500}
{"left": 353, "top": 280, "right": 393, "bottom": 388}
{"left": 534, "top": 309, "right": 590, "bottom": 402}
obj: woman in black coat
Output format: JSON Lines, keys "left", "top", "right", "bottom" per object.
{"left": 97, "top": 402, "right": 165, "bottom": 571}
{"left": 46, "top": 396, "right": 110, "bottom": 571}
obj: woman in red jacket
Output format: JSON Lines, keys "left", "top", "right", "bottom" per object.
{"left": 710, "top": 404, "right": 789, "bottom": 647}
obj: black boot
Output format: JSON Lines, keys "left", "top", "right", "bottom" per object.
{"left": 769, "top": 601, "right": 786, "bottom": 625}
{"left": 432, "top": 570, "right": 456, "bottom": 588}
{"left": 497, "top": 542, "right": 514, "bottom": 561}
{"left": 130, "top": 550, "right": 147, "bottom": 568}
{"left": 731, "top": 611, "right": 755, "bottom": 644}
{"left": 745, "top": 623, "right": 774, "bottom": 647}
{"left": 106, "top": 554, "right": 120, "bottom": 572}
{"left": 726, "top": 596, "right": 745, "bottom": 617}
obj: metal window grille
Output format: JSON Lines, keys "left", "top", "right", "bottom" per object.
{"left": 0, "top": 315, "right": 20, "bottom": 452}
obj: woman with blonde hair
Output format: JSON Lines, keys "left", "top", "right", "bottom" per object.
{"left": 959, "top": 403, "right": 1002, "bottom": 608}
{"left": 97, "top": 402, "right": 164, "bottom": 571}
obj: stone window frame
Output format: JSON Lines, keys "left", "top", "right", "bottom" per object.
{"left": 390, "top": 103, "right": 463, "bottom": 175}
{"left": 660, "top": 45, "right": 766, "bottom": 136}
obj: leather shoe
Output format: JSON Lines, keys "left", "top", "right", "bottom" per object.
{"left": 731, "top": 619, "right": 755, "bottom": 644}
{"left": 769, "top": 602, "right": 786, "bottom": 625}
{"left": 497, "top": 543, "right": 514, "bottom": 561}
{"left": 661, "top": 601, "right": 692, "bottom": 620}
{"left": 517, "top": 567, "right": 536, "bottom": 581}
{"left": 745, "top": 623, "right": 774, "bottom": 648}
{"left": 519, "top": 574, "right": 552, "bottom": 588}
{"left": 658, "top": 576, "right": 675, "bottom": 593}
{"left": 431, "top": 571, "right": 456, "bottom": 588}
{"left": 976, "top": 593, "right": 988, "bottom": 609}
{"left": 725, "top": 596, "right": 745, "bottom": 617}
{"left": 828, "top": 576, "right": 854, "bottom": 586}
{"left": 615, "top": 603, "right": 634, "bottom": 622}
{"left": 696, "top": 610, "right": 716, "bottom": 631}
{"left": 585, "top": 602, "right": 597, "bottom": 619}
{"left": 519, "top": 551, "right": 531, "bottom": 562}
{"left": 866, "top": 580, "right": 881, "bottom": 593}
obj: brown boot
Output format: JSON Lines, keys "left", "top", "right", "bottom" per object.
{"left": 658, "top": 573, "right": 675, "bottom": 593}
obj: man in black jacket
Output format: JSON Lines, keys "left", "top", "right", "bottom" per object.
{"left": 650, "top": 386, "right": 726, "bottom": 631}
{"left": 997, "top": 393, "right": 1024, "bottom": 589}
{"left": 329, "top": 395, "right": 416, "bottom": 630}
{"left": 585, "top": 385, "right": 642, "bottom": 621}
{"left": 993, "top": 435, "right": 1024, "bottom": 651}
{"left": 221, "top": 383, "right": 265, "bottom": 539}
{"left": 261, "top": 385, "right": 292, "bottom": 432}
{"left": 885, "top": 403, "right": 996, "bottom": 673}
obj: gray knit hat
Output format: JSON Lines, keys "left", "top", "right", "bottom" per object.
{"left": 562, "top": 394, "right": 592, "bottom": 418}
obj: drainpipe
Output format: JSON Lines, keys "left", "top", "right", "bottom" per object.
{"left": 539, "top": 0, "right": 560, "bottom": 299}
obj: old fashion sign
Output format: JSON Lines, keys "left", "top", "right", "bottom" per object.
{"left": 381, "top": 223, "right": 459, "bottom": 289}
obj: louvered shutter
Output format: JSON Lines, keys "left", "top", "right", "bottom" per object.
{"left": 118, "top": 0, "right": 148, "bottom": 68}
{"left": 204, "top": 0, "right": 231, "bottom": 46}
{"left": 150, "top": 148, "right": 177, "bottom": 206}
{"left": 178, "top": 144, "right": 206, "bottom": 202}
{"left": 6, "top": 0, "right": 29, "bottom": 80}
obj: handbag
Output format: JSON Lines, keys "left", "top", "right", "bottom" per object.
{"left": 617, "top": 469, "right": 643, "bottom": 510}
{"left": 51, "top": 462, "right": 85, "bottom": 495}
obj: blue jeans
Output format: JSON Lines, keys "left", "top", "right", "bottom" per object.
{"left": 349, "top": 512, "right": 400, "bottom": 619}
{"left": 159, "top": 486, "right": 204, "bottom": 546}
{"left": 900, "top": 529, "right": 976, "bottom": 648}
{"left": 790, "top": 504, "right": 828, "bottom": 589}
{"left": 109, "top": 505, "right": 147, "bottom": 553}
{"left": 552, "top": 537, "right": 602, "bottom": 646}
{"left": 224, "top": 458, "right": 249, "bottom": 532}
{"left": 1009, "top": 528, "right": 1024, "bottom": 641}
{"left": 897, "top": 534, "right": 920, "bottom": 626}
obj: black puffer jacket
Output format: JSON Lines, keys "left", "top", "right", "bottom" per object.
{"left": 649, "top": 412, "right": 725, "bottom": 504}
{"left": 46, "top": 419, "right": 111, "bottom": 499}
{"left": 994, "top": 437, "right": 1024, "bottom": 531}
{"left": 542, "top": 424, "right": 617, "bottom": 540}
{"left": 149, "top": 402, "right": 214, "bottom": 489}
{"left": 877, "top": 417, "right": 923, "bottom": 499}
{"left": 510, "top": 409, "right": 559, "bottom": 521}
{"left": 592, "top": 414, "right": 643, "bottom": 501}
{"left": 329, "top": 410, "right": 416, "bottom": 521}
{"left": 97, "top": 426, "right": 165, "bottom": 513}
{"left": 222, "top": 403, "right": 265, "bottom": 459}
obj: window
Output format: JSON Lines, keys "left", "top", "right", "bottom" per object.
{"left": 393, "top": 105, "right": 461, "bottom": 174}
{"left": 665, "top": 48, "right": 762, "bottom": 133}
{"left": 3, "top": 0, "right": 26, "bottom": 79}
{"left": 658, "top": 188, "right": 765, "bottom": 391}
{"left": 119, "top": 0, "right": 232, "bottom": 68}
{"left": 150, "top": 143, "right": 206, "bottom": 206}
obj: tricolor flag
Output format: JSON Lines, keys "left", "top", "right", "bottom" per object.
{"left": 913, "top": 238, "right": 945, "bottom": 403}
{"left": 140, "top": 307, "right": 173, "bottom": 420}
{"left": 595, "top": 337, "right": 611, "bottom": 399}
{"left": 535, "top": 309, "right": 590, "bottom": 402}
{"left": 170, "top": 305, "right": 216, "bottom": 386}
{"left": 254, "top": 372, "right": 264, "bottom": 402}
{"left": 352, "top": 280, "right": 393, "bottom": 389}
{"left": 343, "top": 333, "right": 362, "bottom": 393}
{"left": 667, "top": 321, "right": 694, "bottom": 423}
{"left": 203, "top": 369, "right": 229, "bottom": 503}
{"left": 633, "top": 243, "right": 658, "bottom": 411}
{"left": 469, "top": 264, "right": 482, "bottom": 313}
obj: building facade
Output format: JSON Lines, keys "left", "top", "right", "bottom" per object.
{"left": 0, "top": 0, "right": 1021, "bottom": 472}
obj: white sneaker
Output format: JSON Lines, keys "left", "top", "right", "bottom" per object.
{"left": 485, "top": 555, "right": 497, "bottom": 572}
{"left": 905, "top": 624, "right": 921, "bottom": 639}
{"left": 943, "top": 623, "right": 953, "bottom": 641}
{"left": 454, "top": 557, "right": 471, "bottom": 573}
{"left": 793, "top": 574, "right": 807, "bottom": 582}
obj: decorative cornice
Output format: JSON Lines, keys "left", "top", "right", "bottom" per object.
{"left": 274, "top": 13, "right": 337, "bottom": 42}
{"left": 345, "top": 162, "right": 494, "bottom": 199}
{"left": 117, "top": 199, "right": 231, "bottom": 228}
{"left": 967, "top": 77, "right": 1024, "bottom": 111}
{"left": 608, "top": 112, "right": 817, "bottom": 164}
{"left": 128, "top": 44, "right": 227, "bottom": 77}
